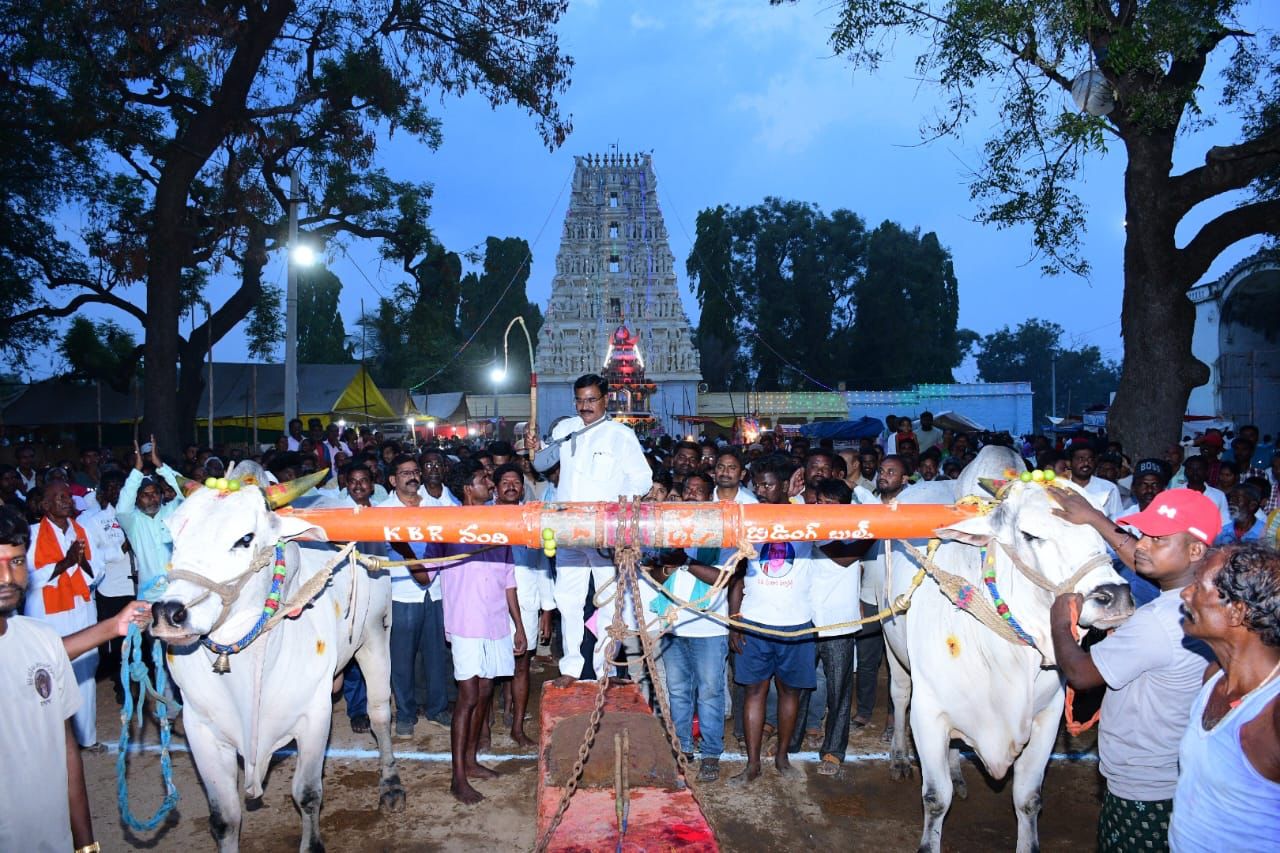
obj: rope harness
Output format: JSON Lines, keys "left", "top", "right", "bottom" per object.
{"left": 162, "top": 541, "right": 357, "bottom": 673}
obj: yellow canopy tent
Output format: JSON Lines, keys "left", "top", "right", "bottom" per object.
{"left": 195, "top": 363, "right": 403, "bottom": 432}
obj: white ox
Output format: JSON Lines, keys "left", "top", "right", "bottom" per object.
{"left": 150, "top": 468, "right": 402, "bottom": 852}
{"left": 880, "top": 446, "right": 1134, "bottom": 853}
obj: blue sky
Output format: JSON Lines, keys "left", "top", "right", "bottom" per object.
{"left": 30, "top": 0, "right": 1274, "bottom": 386}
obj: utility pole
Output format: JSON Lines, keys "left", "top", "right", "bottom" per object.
{"left": 284, "top": 167, "right": 300, "bottom": 428}
{"left": 1051, "top": 354, "right": 1057, "bottom": 419}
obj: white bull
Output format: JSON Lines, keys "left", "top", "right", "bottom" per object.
{"left": 881, "top": 446, "right": 1134, "bottom": 853}
{"left": 150, "top": 468, "right": 402, "bottom": 852}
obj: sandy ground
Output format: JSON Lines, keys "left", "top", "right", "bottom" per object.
{"left": 89, "top": 668, "right": 1103, "bottom": 852}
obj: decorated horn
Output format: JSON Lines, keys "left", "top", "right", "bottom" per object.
{"left": 977, "top": 477, "right": 1009, "bottom": 499}
{"left": 264, "top": 468, "right": 330, "bottom": 509}
{"left": 174, "top": 474, "right": 203, "bottom": 497}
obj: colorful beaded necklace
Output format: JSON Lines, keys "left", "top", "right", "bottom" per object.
{"left": 202, "top": 542, "right": 288, "bottom": 668}
{"left": 980, "top": 546, "right": 1038, "bottom": 648}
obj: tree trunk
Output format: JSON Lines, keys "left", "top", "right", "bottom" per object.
{"left": 1108, "top": 137, "right": 1210, "bottom": 460}
{"left": 142, "top": 176, "right": 193, "bottom": 453}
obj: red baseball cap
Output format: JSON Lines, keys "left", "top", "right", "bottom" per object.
{"left": 1116, "top": 488, "right": 1222, "bottom": 545}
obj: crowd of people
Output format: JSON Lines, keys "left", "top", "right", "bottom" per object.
{"left": 1, "top": 375, "right": 1278, "bottom": 850}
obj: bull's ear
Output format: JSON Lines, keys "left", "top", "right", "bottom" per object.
{"left": 935, "top": 513, "right": 993, "bottom": 547}
{"left": 276, "top": 514, "right": 325, "bottom": 542}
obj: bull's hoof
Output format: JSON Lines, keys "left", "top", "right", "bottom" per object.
{"left": 888, "top": 757, "right": 913, "bottom": 782}
{"left": 379, "top": 786, "right": 406, "bottom": 813}
{"left": 953, "top": 777, "right": 969, "bottom": 799}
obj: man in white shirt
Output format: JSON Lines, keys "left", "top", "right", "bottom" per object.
{"left": 1182, "top": 454, "right": 1232, "bottom": 529}
{"left": 381, "top": 453, "right": 457, "bottom": 737}
{"left": 528, "top": 374, "right": 652, "bottom": 682}
{"left": 711, "top": 448, "right": 757, "bottom": 504}
{"left": 78, "top": 469, "right": 134, "bottom": 700}
{"left": 494, "top": 463, "right": 553, "bottom": 747}
{"left": 285, "top": 418, "right": 305, "bottom": 451}
{"left": 1067, "top": 443, "right": 1124, "bottom": 518}
{"left": 914, "top": 411, "right": 945, "bottom": 453}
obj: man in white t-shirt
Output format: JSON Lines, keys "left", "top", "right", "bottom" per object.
{"left": 1, "top": 505, "right": 94, "bottom": 853}
{"left": 527, "top": 374, "right": 652, "bottom": 682}
{"left": 914, "top": 411, "right": 944, "bottom": 454}
{"left": 1050, "top": 488, "right": 1220, "bottom": 853}
{"left": 1066, "top": 443, "right": 1124, "bottom": 518}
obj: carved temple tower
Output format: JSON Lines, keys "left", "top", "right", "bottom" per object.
{"left": 535, "top": 152, "right": 702, "bottom": 435}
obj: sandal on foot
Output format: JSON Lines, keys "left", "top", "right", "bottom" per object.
{"left": 817, "top": 754, "right": 841, "bottom": 777}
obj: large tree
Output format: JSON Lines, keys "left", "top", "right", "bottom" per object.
{"left": 975, "top": 318, "right": 1121, "bottom": 428}
{"left": 686, "top": 199, "right": 971, "bottom": 390}
{"left": 794, "top": 0, "right": 1280, "bottom": 457}
{"left": 1, "top": 0, "right": 572, "bottom": 449}
{"left": 458, "top": 236, "right": 543, "bottom": 388}
{"left": 848, "top": 221, "right": 974, "bottom": 388}
{"left": 295, "top": 267, "right": 354, "bottom": 364}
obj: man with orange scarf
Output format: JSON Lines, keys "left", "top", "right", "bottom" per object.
{"left": 25, "top": 480, "right": 102, "bottom": 748}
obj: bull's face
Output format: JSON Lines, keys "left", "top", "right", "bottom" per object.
{"left": 151, "top": 486, "right": 318, "bottom": 645}
{"left": 937, "top": 480, "right": 1135, "bottom": 659}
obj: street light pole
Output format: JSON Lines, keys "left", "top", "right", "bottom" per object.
{"left": 285, "top": 167, "right": 300, "bottom": 428}
{"left": 490, "top": 363, "right": 504, "bottom": 440}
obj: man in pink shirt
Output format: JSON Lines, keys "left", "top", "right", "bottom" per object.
{"left": 423, "top": 458, "right": 526, "bottom": 805}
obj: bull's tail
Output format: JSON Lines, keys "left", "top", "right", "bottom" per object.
{"left": 244, "top": 760, "right": 267, "bottom": 799}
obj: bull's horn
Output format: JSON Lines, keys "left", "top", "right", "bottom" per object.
{"left": 174, "top": 474, "right": 203, "bottom": 497}
{"left": 264, "top": 468, "right": 330, "bottom": 509}
{"left": 977, "top": 477, "right": 1007, "bottom": 498}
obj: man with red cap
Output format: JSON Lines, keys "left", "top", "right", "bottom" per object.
{"left": 1048, "top": 487, "right": 1222, "bottom": 853}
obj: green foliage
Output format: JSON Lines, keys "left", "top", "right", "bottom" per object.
{"left": 809, "top": 0, "right": 1280, "bottom": 275}
{"left": 58, "top": 317, "right": 139, "bottom": 392}
{"left": 687, "top": 200, "right": 969, "bottom": 391}
{"left": 246, "top": 285, "right": 284, "bottom": 362}
{"left": 0, "top": 0, "right": 573, "bottom": 440}
{"left": 975, "top": 318, "right": 1120, "bottom": 426}
{"left": 296, "top": 268, "right": 354, "bottom": 364}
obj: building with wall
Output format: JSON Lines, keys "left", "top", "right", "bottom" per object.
{"left": 1188, "top": 252, "right": 1280, "bottom": 430}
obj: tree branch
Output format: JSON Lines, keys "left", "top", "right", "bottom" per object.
{"left": 1178, "top": 197, "right": 1280, "bottom": 286}
{"left": 1168, "top": 126, "right": 1280, "bottom": 211}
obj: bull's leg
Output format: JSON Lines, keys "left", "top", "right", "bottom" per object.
{"left": 947, "top": 746, "right": 969, "bottom": 799}
{"left": 1010, "top": 697, "right": 1061, "bottom": 853}
{"left": 355, "top": 633, "right": 405, "bottom": 812}
{"left": 184, "top": 714, "right": 243, "bottom": 853}
{"left": 911, "top": 701, "right": 954, "bottom": 853}
{"left": 293, "top": 700, "right": 332, "bottom": 853}
{"left": 885, "top": 646, "right": 914, "bottom": 781}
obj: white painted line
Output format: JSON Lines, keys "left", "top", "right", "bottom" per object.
{"left": 109, "top": 743, "right": 1098, "bottom": 764}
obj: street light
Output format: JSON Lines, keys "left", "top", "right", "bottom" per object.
{"left": 489, "top": 366, "right": 505, "bottom": 439}
{"left": 497, "top": 316, "right": 537, "bottom": 441}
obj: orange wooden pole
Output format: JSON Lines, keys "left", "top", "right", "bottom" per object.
{"left": 279, "top": 501, "right": 977, "bottom": 549}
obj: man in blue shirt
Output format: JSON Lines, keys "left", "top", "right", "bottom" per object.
{"left": 1215, "top": 484, "right": 1266, "bottom": 545}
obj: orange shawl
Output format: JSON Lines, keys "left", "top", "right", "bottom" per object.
{"left": 33, "top": 516, "right": 92, "bottom": 615}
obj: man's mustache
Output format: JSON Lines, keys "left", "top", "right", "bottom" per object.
{"left": 0, "top": 583, "right": 23, "bottom": 598}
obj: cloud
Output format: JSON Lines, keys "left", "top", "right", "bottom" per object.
{"left": 731, "top": 66, "right": 853, "bottom": 153}
{"left": 629, "top": 11, "right": 665, "bottom": 31}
